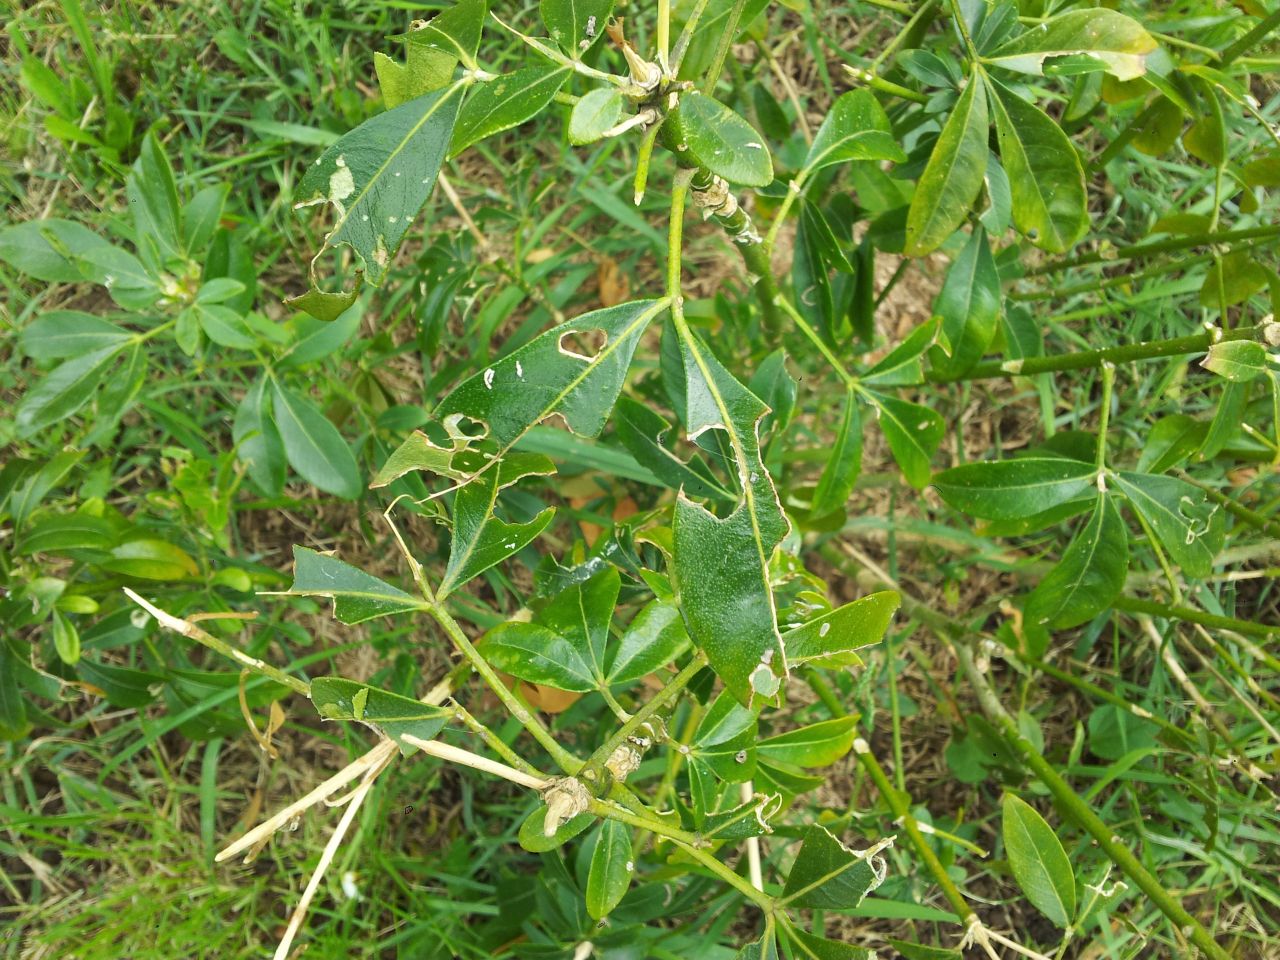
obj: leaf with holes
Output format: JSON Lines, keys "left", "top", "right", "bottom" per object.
{"left": 1111, "top": 472, "right": 1223, "bottom": 579}
{"left": 785, "top": 591, "right": 900, "bottom": 667}
{"left": 403, "top": 0, "right": 487, "bottom": 68}
{"left": 984, "top": 9, "right": 1157, "bottom": 82}
{"left": 310, "top": 677, "right": 450, "bottom": 753}
{"left": 288, "top": 546, "right": 426, "bottom": 624}
{"left": 781, "top": 826, "right": 892, "bottom": 909}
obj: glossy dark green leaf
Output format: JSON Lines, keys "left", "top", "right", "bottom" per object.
{"left": 803, "top": 88, "right": 905, "bottom": 175}
{"left": 289, "top": 83, "right": 464, "bottom": 311}
{"left": 929, "top": 227, "right": 1000, "bottom": 376}
{"left": 1202, "top": 339, "right": 1267, "bottom": 382}
{"left": 669, "top": 91, "right": 773, "bottom": 188}
{"left": 905, "top": 73, "right": 988, "bottom": 256}
{"left": 271, "top": 382, "right": 361, "bottom": 499}
{"left": 868, "top": 392, "right": 944, "bottom": 490}
{"left": 786, "top": 927, "right": 875, "bottom": 960}
{"left": 19, "top": 311, "right": 131, "bottom": 362}
{"left": 607, "top": 600, "right": 686, "bottom": 684}
{"left": 984, "top": 9, "right": 1157, "bottom": 81}
{"left": 310, "top": 677, "right": 450, "bottom": 753}
{"left": 1112, "top": 472, "right": 1223, "bottom": 579}
{"left": 614, "top": 397, "right": 733, "bottom": 500}
{"left": 519, "top": 807, "right": 595, "bottom": 852}
{"left": 1026, "top": 494, "right": 1127, "bottom": 629}
{"left": 759, "top": 716, "right": 857, "bottom": 768}
{"left": 862, "top": 317, "right": 940, "bottom": 387}
{"left": 233, "top": 377, "right": 287, "bottom": 497}
{"left": 569, "top": 87, "right": 623, "bottom": 145}
{"left": 933, "top": 457, "right": 1097, "bottom": 520}
{"left": 541, "top": 0, "right": 614, "bottom": 54}
{"left": 585, "top": 819, "right": 632, "bottom": 918}
{"left": 785, "top": 591, "right": 899, "bottom": 667}
{"left": 672, "top": 332, "right": 788, "bottom": 704}
{"left": 440, "top": 454, "right": 557, "bottom": 597}
{"left": 15, "top": 344, "right": 124, "bottom": 438}
{"left": 1136, "top": 414, "right": 1207, "bottom": 474}
{"left": 482, "top": 621, "right": 596, "bottom": 691}
{"left": 288, "top": 545, "right": 425, "bottom": 624}
{"left": 452, "top": 66, "right": 571, "bottom": 156}
{"left": 988, "top": 78, "right": 1087, "bottom": 253}
{"left": 1002, "top": 793, "right": 1075, "bottom": 928}
{"left": 781, "top": 825, "right": 891, "bottom": 909}
{"left": 404, "top": 0, "right": 487, "bottom": 67}
{"left": 692, "top": 690, "right": 758, "bottom": 781}
{"left": 811, "top": 387, "right": 862, "bottom": 517}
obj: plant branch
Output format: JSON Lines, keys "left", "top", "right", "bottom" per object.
{"left": 1025, "top": 225, "right": 1280, "bottom": 276}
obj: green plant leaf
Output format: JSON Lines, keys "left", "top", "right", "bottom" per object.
{"left": 759, "top": 716, "right": 858, "bottom": 768}
{"left": 987, "top": 78, "right": 1087, "bottom": 253}
{"left": 811, "top": 387, "right": 863, "bottom": 517}
{"left": 15, "top": 344, "right": 124, "bottom": 438}
{"left": 435, "top": 299, "right": 666, "bottom": 482}
{"left": 734, "top": 924, "right": 780, "bottom": 960}
{"left": 404, "top": 0, "right": 488, "bottom": 68}
{"left": 102, "top": 539, "right": 200, "bottom": 580}
{"left": 1112, "top": 472, "right": 1223, "bottom": 579}
{"left": 482, "top": 622, "right": 596, "bottom": 691}
{"left": 540, "top": 0, "right": 614, "bottom": 54}
{"left": 614, "top": 396, "right": 733, "bottom": 500}
{"left": 196, "top": 303, "right": 256, "bottom": 349}
{"left": 569, "top": 87, "right": 623, "bottom": 145}
{"left": 803, "top": 88, "right": 905, "bottom": 175}
{"left": 289, "top": 82, "right": 464, "bottom": 312}
{"left": 452, "top": 66, "right": 571, "bottom": 156}
{"left": 867, "top": 391, "right": 944, "bottom": 489}
{"left": 0, "top": 218, "right": 111, "bottom": 283}
{"left": 929, "top": 227, "right": 1001, "bottom": 376}
{"left": 288, "top": 545, "right": 425, "bottom": 624}
{"left": 585, "top": 819, "right": 632, "bottom": 918}
{"left": 607, "top": 599, "right": 686, "bottom": 684}
{"left": 375, "top": 44, "right": 455, "bottom": 110}
{"left": 128, "top": 130, "right": 182, "bottom": 264}
{"left": 984, "top": 9, "right": 1157, "bottom": 81}
{"left": 310, "top": 677, "right": 450, "bottom": 753}
{"left": 1026, "top": 493, "right": 1127, "bottom": 629}
{"left": 862, "top": 317, "right": 940, "bottom": 387}
{"left": 669, "top": 91, "right": 773, "bottom": 187}
{"left": 700, "top": 792, "right": 783, "bottom": 840}
{"left": 270, "top": 382, "right": 361, "bottom": 499}
{"left": 671, "top": 331, "right": 789, "bottom": 704}
{"left": 786, "top": 926, "right": 875, "bottom": 960}
{"left": 692, "top": 690, "right": 758, "bottom": 782}
{"left": 233, "top": 377, "right": 287, "bottom": 497}
{"left": 519, "top": 807, "right": 595, "bottom": 851}
{"left": 0, "top": 643, "right": 30, "bottom": 741}
{"left": 18, "top": 311, "right": 132, "bottom": 362}
{"left": 905, "top": 72, "right": 989, "bottom": 256}
{"left": 1201, "top": 339, "right": 1267, "bottom": 382}
{"left": 1001, "top": 793, "right": 1075, "bottom": 928}
{"left": 933, "top": 457, "right": 1098, "bottom": 520}
{"left": 439, "top": 453, "right": 557, "bottom": 598}
{"left": 52, "top": 610, "right": 81, "bottom": 665}
{"left": 781, "top": 825, "right": 891, "bottom": 909}
{"left": 16, "top": 512, "right": 116, "bottom": 556}
{"left": 74, "top": 244, "right": 162, "bottom": 310}
{"left": 1136, "top": 414, "right": 1208, "bottom": 474}
{"left": 784, "top": 591, "right": 900, "bottom": 667}
{"left": 887, "top": 941, "right": 963, "bottom": 960}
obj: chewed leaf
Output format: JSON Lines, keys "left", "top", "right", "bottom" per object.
{"left": 435, "top": 299, "right": 666, "bottom": 482}
{"left": 288, "top": 545, "right": 426, "bottom": 624}
{"left": 402, "top": 0, "right": 488, "bottom": 68}
{"left": 699, "top": 792, "right": 783, "bottom": 840}
{"left": 671, "top": 330, "right": 789, "bottom": 706}
{"left": 781, "top": 825, "right": 893, "bottom": 909}
{"left": 785, "top": 591, "right": 899, "bottom": 667}
{"left": 289, "top": 83, "right": 464, "bottom": 315}
{"left": 1112, "top": 471, "right": 1223, "bottom": 579}
{"left": 310, "top": 677, "right": 450, "bottom": 753}
{"left": 985, "top": 9, "right": 1157, "bottom": 82}
{"left": 370, "top": 421, "right": 482, "bottom": 488}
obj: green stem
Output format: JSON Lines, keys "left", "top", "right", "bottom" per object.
{"left": 926, "top": 325, "right": 1259, "bottom": 382}
{"left": 1026, "top": 225, "right": 1280, "bottom": 276}
{"left": 1220, "top": 7, "right": 1280, "bottom": 65}
{"left": 1113, "top": 596, "right": 1278, "bottom": 640}
{"left": 954, "top": 644, "right": 1232, "bottom": 960}
{"left": 1180, "top": 474, "right": 1280, "bottom": 539}
{"left": 450, "top": 701, "right": 552, "bottom": 780}
{"left": 773, "top": 292, "right": 857, "bottom": 385}
{"left": 1096, "top": 362, "right": 1114, "bottom": 469}
{"left": 702, "top": 0, "right": 749, "bottom": 94}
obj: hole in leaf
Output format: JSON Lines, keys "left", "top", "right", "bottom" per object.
{"left": 558, "top": 328, "right": 608, "bottom": 361}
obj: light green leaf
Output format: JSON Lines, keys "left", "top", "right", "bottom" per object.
{"left": 288, "top": 545, "right": 425, "bottom": 624}
{"left": 541, "top": 0, "right": 614, "bottom": 54}
{"left": 985, "top": 9, "right": 1157, "bottom": 82}
{"left": 569, "top": 87, "right": 623, "bottom": 145}
{"left": 270, "top": 383, "right": 361, "bottom": 499}
{"left": 759, "top": 716, "right": 858, "bottom": 768}
{"left": 669, "top": 91, "right": 773, "bottom": 187}
{"left": 929, "top": 227, "right": 1001, "bottom": 376}
{"left": 19, "top": 311, "right": 131, "bottom": 362}
{"left": 734, "top": 922, "right": 780, "bottom": 960}
{"left": 868, "top": 391, "right": 944, "bottom": 490}
{"left": 585, "top": 819, "right": 632, "bottom": 919}
{"left": 233, "top": 377, "right": 287, "bottom": 496}
{"left": 672, "top": 331, "right": 789, "bottom": 704}
{"left": 102, "top": 539, "right": 199, "bottom": 580}
{"left": 862, "top": 317, "right": 940, "bottom": 387}
{"left": 196, "top": 303, "right": 256, "bottom": 349}
{"left": 811, "top": 387, "right": 863, "bottom": 517}
{"left": 375, "top": 45, "right": 455, "bottom": 110}
{"left": 988, "top": 78, "right": 1087, "bottom": 253}
{"left": 452, "top": 65, "right": 571, "bottom": 156}
{"left": 128, "top": 130, "right": 182, "bottom": 263}
{"left": 1202, "top": 339, "right": 1267, "bottom": 382}
{"left": 403, "top": 0, "right": 488, "bottom": 68}
{"left": 781, "top": 825, "right": 891, "bottom": 909}
{"left": 439, "top": 453, "right": 557, "bottom": 598}
{"left": 1112, "top": 472, "right": 1223, "bottom": 579}
{"left": 0, "top": 218, "right": 110, "bottom": 283}
{"left": 1026, "top": 494, "right": 1127, "bottom": 629}
{"left": 887, "top": 941, "right": 962, "bottom": 960}
{"left": 16, "top": 344, "right": 124, "bottom": 438}
{"left": 73, "top": 244, "right": 161, "bottom": 310}
{"left": 1002, "top": 793, "right": 1075, "bottom": 928}
{"left": 905, "top": 73, "right": 989, "bottom": 256}
{"left": 786, "top": 926, "right": 876, "bottom": 960}
{"left": 784, "top": 591, "right": 900, "bottom": 667}
{"left": 701, "top": 792, "right": 783, "bottom": 840}
{"left": 310, "top": 677, "right": 450, "bottom": 753}
{"left": 52, "top": 610, "right": 81, "bottom": 665}
{"left": 803, "top": 88, "right": 905, "bottom": 175}
{"left": 289, "top": 83, "right": 464, "bottom": 312}
{"left": 607, "top": 599, "right": 686, "bottom": 684}
{"left": 0, "top": 644, "right": 30, "bottom": 741}
{"left": 435, "top": 299, "right": 666, "bottom": 483}
{"left": 933, "top": 457, "right": 1098, "bottom": 520}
